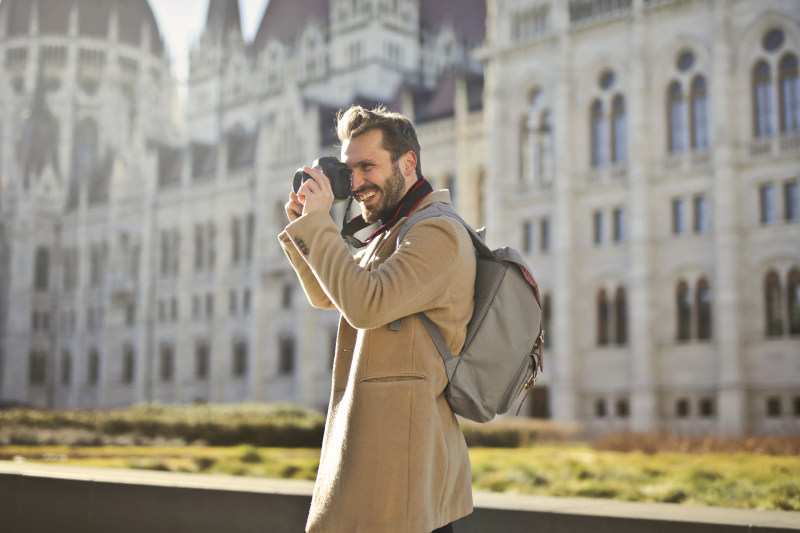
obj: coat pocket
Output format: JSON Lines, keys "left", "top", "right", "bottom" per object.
{"left": 359, "top": 373, "right": 426, "bottom": 384}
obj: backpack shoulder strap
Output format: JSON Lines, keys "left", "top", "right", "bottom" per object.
{"left": 397, "top": 203, "right": 493, "bottom": 258}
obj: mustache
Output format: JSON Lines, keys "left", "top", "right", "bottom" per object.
{"left": 352, "top": 186, "right": 378, "bottom": 196}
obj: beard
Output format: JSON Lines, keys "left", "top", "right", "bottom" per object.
{"left": 358, "top": 162, "right": 407, "bottom": 224}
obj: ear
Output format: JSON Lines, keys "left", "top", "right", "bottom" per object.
{"left": 401, "top": 150, "right": 417, "bottom": 178}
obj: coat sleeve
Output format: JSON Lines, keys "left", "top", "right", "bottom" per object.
{"left": 282, "top": 210, "right": 468, "bottom": 329}
{"left": 278, "top": 228, "right": 336, "bottom": 310}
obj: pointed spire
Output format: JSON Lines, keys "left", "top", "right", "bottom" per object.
{"left": 203, "top": 0, "right": 243, "bottom": 44}
{"left": 17, "top": 54, "right": 61, "bottom": 188}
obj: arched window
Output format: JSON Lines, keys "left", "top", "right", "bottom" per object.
{"left": 591, "top": 99, "right": 606, "bottom": 167}
{"left": 279, "top": 335, "right": 295, "bottom": 375}
{"left": 611, "top": 95, "right": 627, "bottom": 164}
{"left": 753, "top": 60, "right": 775, "bottom": 137}
{"left": 519, "top": 115, "right": 534, "bottom": 182}
{"left": 696, "top": 278, "right": 712, "bottom": 340}
{"left": 597, "top": 289, "right": 610, "bottom": 346}
{"left": 690, "top": 75, "right": 709, "bottom": 149}
{"left": 34, "top": 247, "right": 49, "bottom": 290}
{"left": 765, "top": 270, "right": 783, "bottom": 336}
{"left": 540, "top": 111, "right": 554, "bottom": 183}
{"left": 779, "top": 54, "right": 799, "bottom": 133}
{"left": 668, "top": 81, "right": 686, "bottom": 153}
{"left": 614, "top": 286, "right": 627, "bottom": 345}
{"left": 676, "top": 280, "right": 691, "bottom": 341}
{"left": 788, "top": 268, "right": 800, "bottom": 335}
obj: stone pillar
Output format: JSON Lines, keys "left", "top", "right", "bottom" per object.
{"left": 550, "top": 0, "right": 579, "bottom": 422}
{"left": 710, "top": 2, "right": 746, "bottom": 436}
{"left": 628, "top": 0, "right": 658, "bottom": 432}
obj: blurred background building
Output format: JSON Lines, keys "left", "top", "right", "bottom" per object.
{"left": 0, "top": 0, "right": 798, "bottom": 436}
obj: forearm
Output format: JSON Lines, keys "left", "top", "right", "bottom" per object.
{"left": 283, "top": 211, "right": 464, "bottom": 329}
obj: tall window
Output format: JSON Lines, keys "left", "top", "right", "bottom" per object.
{"left": 88, "top": 348, "right": 99, "bottom": 386}
{"left": 195, "top": 343, "right": 209, "bottom": 379}
{"left": 122, "top": 345, "right": 135, "bottom": 384}
{"left": 597, "top": 289, "right": 610, "bottom": 346}
{"left": 753, "top": 60, "right": 775, "bottom": 137}
{"left": 696, "top": 278, "right": 712, "bottom": 340}
{"left": 540, "top": 218, "right": 551, "bottom": 252}
{"left": 693, "top": 195, "right": 709, "bottom": 233}
{"left": 614, "top": 287, "right": 627, "bottom": 345}
{"left": 540, "top": 111, "right": 554, "bottom": 183}
{"left": 231, "top": 217, "right": 241, "bottom": 265}
{"left": 690, "top": 75, "right": 709, "bottom": 149}
{"left": 194, "top": 224, "right": 204, "bottom": 271}
{"left": 672, "top": 198, "right": 685, "bottom": 234}
{"left": 779, "top": 54, "right": 799, "bottom": 133}
{"left": 159, "top": 344, "right": 174, "bottom": 382}
{"left": 279, "top": 335, "right": 295, "bottom": 375}
{"left": 519, "top": 115, "right": 534, "bottom": 182}
{"left": 668, "top": 81, "right": 686, "bottom": 153}
{"left": 611, "top": 95, "right": 627, "bottom": 163}
{"left": 612, "top": 208, "right": 625, "bottom": 243}
{"left": 760, "top": 184, "right": 776, "bottom": 225}
{"left": 765, "top": 270, "right": 783, "bottom": 336}
{"left": 29, "top": 352, "right": 46, "bottom": 385}
{"left": 591, "top": 99, "right": 606, "bottom": 167}
{"left": 34, "top": 247, "right": 49, "bottom": 290}
{"left": 522, "top": 221, "right": 533, "bottom": 253}
{"left": 60, "top": 351, "right": 72, "bottom": 385}
{"left": 676, "top": 281, "right": 692, "bottom": 341}
{"left": 789, "top": 268, "right": 800, "bottom": 335}
{"left": 593, "top": 211, "right": 604, "bottom": 244}
{"left": 233, "top": 340, "right": 248, "bottom": 377}
{"left": 785, "top": 181, "right": 799, "bottom": 221}
{"left": 520, "top": 90, "right": 553, "bottom": 184}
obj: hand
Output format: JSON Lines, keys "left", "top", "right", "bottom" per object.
{"left": 295, "top": 166, "right": 335, "bottom": 217}
{"left": 285, "top": 191, "right": 303, "bottom": 222}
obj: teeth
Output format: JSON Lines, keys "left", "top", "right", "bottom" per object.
{"left": 357, "top": 191, "right": 377, "bottom": 202}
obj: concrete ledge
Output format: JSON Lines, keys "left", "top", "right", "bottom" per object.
{"left": 1, "top": 461, "right": 797, "bottom": 533}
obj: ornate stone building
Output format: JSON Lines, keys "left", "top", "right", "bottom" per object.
{"left": 0, "top": 0, "right": 798, "bottom": 436}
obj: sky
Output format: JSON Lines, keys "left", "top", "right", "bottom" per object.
{"left": 149, "top": 0, "right": 270, "bottom": 84}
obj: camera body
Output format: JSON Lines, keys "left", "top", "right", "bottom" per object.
{"left": 293, "top": 156, "right": 351, "bottom": 203}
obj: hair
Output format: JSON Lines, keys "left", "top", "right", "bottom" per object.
{"left": 336, "top": 105, "right": 422, "bottom": 178}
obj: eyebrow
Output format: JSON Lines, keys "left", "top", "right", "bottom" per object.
{"left": 347, "top": 158, "right": 377, "bottom": 170}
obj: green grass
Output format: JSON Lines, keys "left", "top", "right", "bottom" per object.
{"left": 3, "top": 443, "right": 799, "bottom": 510}
{"left": 468, "top": 446, "right": 800, "bottom": 511}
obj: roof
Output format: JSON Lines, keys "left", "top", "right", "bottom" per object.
{"left": 0, "top": 0, "right": 165, "bottom": 56}
{"left": 251, "top": 0, "right": 329, "bottom": 51}
{"left": 421, "top": 0, "right": 486, "bottom": 46}
{"left": 204, "top": 0, "right": 242, "bottom": 42}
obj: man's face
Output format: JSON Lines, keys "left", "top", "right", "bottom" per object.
{"left": 341, "top": 129, "right": 412, "bottom": 224}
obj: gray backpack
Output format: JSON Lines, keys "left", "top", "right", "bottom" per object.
{"left": 396, "top": 203, "right": 545, "bottom": 423}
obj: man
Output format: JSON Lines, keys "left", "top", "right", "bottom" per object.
{"left": 279, "top": 105, "right": 475, "bottom": 533}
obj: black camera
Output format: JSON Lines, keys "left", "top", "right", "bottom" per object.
{"left": 293, "top": 156, "right": 351, "bottom": 203}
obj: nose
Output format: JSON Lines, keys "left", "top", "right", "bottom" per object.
{"left": 350, "top": 168, "right": 366, "bottom": 191}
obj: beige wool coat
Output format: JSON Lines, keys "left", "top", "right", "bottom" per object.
{"left": 278, "top": 191, "right": 476, "bottom": 533}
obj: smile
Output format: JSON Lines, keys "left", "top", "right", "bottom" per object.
{"left": 354, "top": 190, "right": 377, "bottom": 202}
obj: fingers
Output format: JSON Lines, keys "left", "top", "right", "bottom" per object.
{"left": 285, "top": 191, "right": 303, "bottom": 222}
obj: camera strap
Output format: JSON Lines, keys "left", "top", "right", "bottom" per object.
{"left": 341, "top": 177, "right": 433, "bottom": 248}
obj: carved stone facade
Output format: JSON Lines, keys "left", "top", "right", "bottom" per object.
{"left": 0, "top": 0, "right": 798, "bottom": 436}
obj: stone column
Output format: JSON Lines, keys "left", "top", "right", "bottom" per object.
{"left": 710, "top": 2, "right": 746, "bottom": 436}
{"left": 628, "top": 0, "right": 658, "bottom": 432}
{"left": 550, "top": 0, "right": 579, "bottom": 422}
